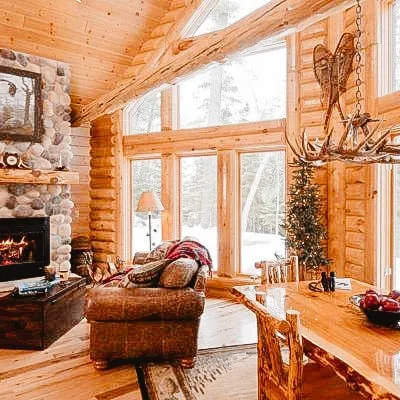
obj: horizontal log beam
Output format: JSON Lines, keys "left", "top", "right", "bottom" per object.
{"left": 123, "top": 119, "right": 286, "bottom": 155}
{"left": 0, "top": 169, "right": 79, "bottom": 185}
{"left": 74, "top": 0, "right": 355, "bottom": 124}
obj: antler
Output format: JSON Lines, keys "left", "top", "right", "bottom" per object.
{"left": 286, "top": 115, "right": 400, "bottom": 165}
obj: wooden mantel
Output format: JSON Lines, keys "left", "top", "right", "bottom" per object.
{"left": 0, "top": 169, "right": 80, "bottom": 185}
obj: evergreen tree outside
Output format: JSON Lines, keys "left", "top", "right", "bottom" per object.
{"left": 282, "top": 160, "right": 330, "bottom": 272}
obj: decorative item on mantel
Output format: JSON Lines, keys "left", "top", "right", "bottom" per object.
{"left": 281, "top": 160, "right": 330, "bottom": 278}
{"left": 286, "top": 0, "right": 400, "bottom": 165}
{"left": 0, "top": 152, "right": 30, "bottom": 169}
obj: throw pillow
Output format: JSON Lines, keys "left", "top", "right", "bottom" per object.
{"left": 118, "top": 274, "right": 154, "bottom": 288}
{"left": 159, "top": 258, "right": 198, "bottom": 288}
{"left": 145, "top": 240, "right": 177, "bottom": 263}
{"left": 127, "top": 259, "right": 169, "bottom": 284}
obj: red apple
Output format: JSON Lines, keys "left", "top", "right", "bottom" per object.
{"left": 363, "top": 293, "right": 380, "bottom": 310}
{"left": 388, "top": 290, "right": 400, "bottom": 300}
{"left": 379, "top": 295, "right": 389, "bottom": 304}
{"left": 381, "top": 298, "right": 400, "bottom": 312}
{"left": 359, "top": 298, "right": 366, "bottom": 309}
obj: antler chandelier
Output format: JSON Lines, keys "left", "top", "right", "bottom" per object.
{"left": 286, "top": 0, "right": 400, "bottom": 165}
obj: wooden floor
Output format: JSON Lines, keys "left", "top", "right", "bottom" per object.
{"left": 0, "top": 298, "right": 256, "bottom": 400}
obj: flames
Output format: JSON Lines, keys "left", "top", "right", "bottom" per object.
{"left": 0, "top": 236, "right": 31, "bottom": 265}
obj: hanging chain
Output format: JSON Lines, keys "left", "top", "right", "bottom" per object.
{"left": 355, "top": 0, "right": 363, "bottom": 115}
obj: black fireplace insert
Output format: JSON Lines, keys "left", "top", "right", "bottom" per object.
{"left": 0, "top": 217, "right": 50, "bottom": 282}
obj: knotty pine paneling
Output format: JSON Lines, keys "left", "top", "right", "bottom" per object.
{"left": 0, "top": 0, "right": 170, "bottom": 112}
{"left": 297, "top": 19, "right": 329, "bottom": 243}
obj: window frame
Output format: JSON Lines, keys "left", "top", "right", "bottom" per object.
{"left": 181, "top": 0, "right": 274, "bottom": 38}
{"left": 390, "top": 133, "right": 400, "bottom": 290}
{"left": 376, "top": 131, "right": 400, "bottom": 292}
{"left": 379, "top": 0, "right": 398, "bottom": 96}
{"left": 125, "top": 155, "right": 163, "bottom": 260}
{"left": 176, "top": 41, "right": 287, "bottom": 130}
{"left": 178, "top": 151, "right": 219, "bottom": 269}
{"left": 123, "top": 89, "right": 163, "bottom": 135}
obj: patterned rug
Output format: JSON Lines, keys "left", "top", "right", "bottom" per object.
{"left": 136, "top": 344, "right": 257, "bottom": 400}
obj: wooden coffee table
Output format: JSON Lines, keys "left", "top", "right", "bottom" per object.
{"left": 0, "top": 277, "right": 86, "bottom": 350}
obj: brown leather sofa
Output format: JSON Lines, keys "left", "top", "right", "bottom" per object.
{"left": 85, "top": 255, "right": 208, "bottom": 370}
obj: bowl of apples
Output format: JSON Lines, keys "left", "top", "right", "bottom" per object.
{"left": 350, "top": 289, "right": 400, "bottom": 328}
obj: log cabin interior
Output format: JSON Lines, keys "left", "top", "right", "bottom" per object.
{"left": 0, "top": 0, "right": 399, "bottom": 399}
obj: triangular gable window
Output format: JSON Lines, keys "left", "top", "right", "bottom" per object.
{"left": 191, "top": 0, "right": 272, "bottom": 37}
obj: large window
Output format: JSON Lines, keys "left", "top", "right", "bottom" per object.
{"left": 394, "top": 148, "right": 400, "bottom": 290}
{"left": 132, "top": 159, "right": 162, "bottom": 253}
{"left": 240, "top": 151, "right": 285, "bottom": 274}
{"left": 179, "top": 45, "right": 286, "bottom": 129}
{"left": 193, "top": 0, "right": 272, "bottom": 36}
{"left": 393, "top": 1, "right": 400, "bottom": 92}
{"left": 125, "top": 91, "right": 161, "bottom": 134}
{"left": 381, "top": 0, "right": 400, "bottom": 94}
{"left": 180, "top": 155, "right": 218, "bottom": 268}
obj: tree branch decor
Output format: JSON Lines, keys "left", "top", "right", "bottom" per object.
{"left": 282, "top": 160, "right": 330, "bottom": 273}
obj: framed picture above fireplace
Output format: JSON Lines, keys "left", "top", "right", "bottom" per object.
{"left": 0, "top": 65, "right": 43, "bottom": 142}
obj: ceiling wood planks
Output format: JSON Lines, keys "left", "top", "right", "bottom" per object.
{"left": 0, "top": 0, "right": 171, "bottom": 113}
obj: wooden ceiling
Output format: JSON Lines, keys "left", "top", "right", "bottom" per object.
{"left": 0, "top": 0, "right": 170, "bottom": 114}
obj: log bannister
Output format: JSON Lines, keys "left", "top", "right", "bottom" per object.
{"left": 74, "top": 0, "right": 355, "bottom": 125}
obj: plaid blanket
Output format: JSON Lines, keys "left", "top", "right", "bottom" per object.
{"left": 165, "top": 239, "right": 213, "bottom": 272}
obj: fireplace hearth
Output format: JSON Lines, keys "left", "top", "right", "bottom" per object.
{"left": 0, "top": 217, "right": 50, "bottom": 282}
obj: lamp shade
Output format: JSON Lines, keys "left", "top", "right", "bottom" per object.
{"left": 136, "top": 191, "right": 164, "bottom": 213}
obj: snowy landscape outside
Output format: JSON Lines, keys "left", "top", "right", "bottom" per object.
{"left": 128, "top": 1, "right": 287, "bottom": 274}
{"left": 395, "top": 139, "right": 400, "bottom": 290}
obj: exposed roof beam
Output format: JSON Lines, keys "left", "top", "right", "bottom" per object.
{"left": 74, "top": 0, "right": 355, "bottom": 125}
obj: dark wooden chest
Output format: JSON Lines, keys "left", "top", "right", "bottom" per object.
{"left": 0, "top": 277, "right": 86, "bottom": 350}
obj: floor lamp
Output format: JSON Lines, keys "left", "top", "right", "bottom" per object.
{"left": 136, "top": 191, "right": 164, "bottom": 250}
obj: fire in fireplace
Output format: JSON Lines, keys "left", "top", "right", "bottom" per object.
{"left": 0, "top": 217, "right": 50, "bottom": 282}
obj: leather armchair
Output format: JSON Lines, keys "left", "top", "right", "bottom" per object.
{"left": 85, "top": 256, "right": 207, "bottom": 370}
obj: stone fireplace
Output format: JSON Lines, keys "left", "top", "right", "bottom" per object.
{"left": 0, "top": 48, "right": 75, "bottom": 279}
{"left": 0, "top": 217, "right": 50, "bottom": 282}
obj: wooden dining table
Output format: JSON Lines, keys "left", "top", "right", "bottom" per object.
{"left": 232, "top": 280, "right": 400, "bottom": 400}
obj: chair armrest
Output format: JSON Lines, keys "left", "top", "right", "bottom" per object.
{"left": 85, "top": 287, "right": 205, "bottom": 322}
{"left": 193, "top": 265, "right": 208, "bottom": 296}
{"left": 133, "top": 251, "right": 149, "bottom": 265}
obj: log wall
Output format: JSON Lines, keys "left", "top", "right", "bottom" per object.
{"left": 90, "top": 114, "right": 123, "bottom": 272}
{"left": 288, "top": 20, "right": 330, "bottom": 266}
{"left": 70, "top": 126, "right": 91, "bottom": 238}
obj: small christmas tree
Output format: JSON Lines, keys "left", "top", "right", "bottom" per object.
{"left": 282, "top": 160, "right": 330, "bottom": 272}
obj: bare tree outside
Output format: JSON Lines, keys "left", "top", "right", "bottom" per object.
{"left": 179, "top": 46, "right": 286, "bottom": 129}
{"left": 194, "top": 0, "right": 272, "bottom": 36}
{"left": 240, "top": 152, "right": 285, "bottom": 274}
{"left": 127, "top": 91, "right": 161, "bottom": 134}
{"left": 132, "top": 159, "right": 162, "bottom": 253}
{"left": 180, "top": 155, "right": 218, "bottom": 268}
{"left": 394, "top": 137, "right": 400, "bottom": 289}
{"left": 394, "top": 0, "right": 400, "bottom": 92}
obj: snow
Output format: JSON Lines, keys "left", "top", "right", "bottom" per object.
{"left": 133, "top": 219, "right": 285, "bottom": 275}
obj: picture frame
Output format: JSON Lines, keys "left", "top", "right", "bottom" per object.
{"left": 0, "top": 65, "right": 43, "bottom": 142}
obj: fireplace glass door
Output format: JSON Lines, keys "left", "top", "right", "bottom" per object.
{"left": 0, "top": 217, "right": 50, "bottom": 282}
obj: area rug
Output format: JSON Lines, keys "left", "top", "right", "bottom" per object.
{"left": 135, "top": 344, "right": 257, "bottom": 400}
